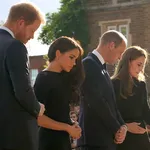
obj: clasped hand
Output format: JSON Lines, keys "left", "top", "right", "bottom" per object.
{"left": 114, "top": 125, "right": 127, "bottom": 144}
{"left": 68, "top": 122, "right": 81, "bottom": 139}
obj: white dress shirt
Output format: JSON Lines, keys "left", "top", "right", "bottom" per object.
{"left": 92, "top": 49, "right": 105, "bottom": 65}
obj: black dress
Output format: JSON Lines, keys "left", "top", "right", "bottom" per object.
{"left": 34, "top": 71, "right": 72, "bottom": 150}
{"left": 112, "top": 78, "right": 150, "bottom": 150}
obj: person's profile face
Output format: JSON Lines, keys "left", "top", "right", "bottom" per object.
{"left": 15, "top": 19, "right": 41, "bottom": 44}
{"left": 56, "top": 48, "right": 80, "bottom": 72}
{"left": 108, "top": 41, "right": 126, "bottom": 64}
{"left": 70, "top": 114, "right": 78, "bottom": 122}
{"left": 129, "top": 56, "right": 146, "bottom": 79}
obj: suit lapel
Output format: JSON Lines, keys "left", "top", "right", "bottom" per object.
{"left": 88, "top": 52, "right": 102, "bottom": 66}
{"left": 88, "top": 53, "right": 112, "bottom": 87}
{"left": 88, "top": 53, "right": 117, "bottom": 103}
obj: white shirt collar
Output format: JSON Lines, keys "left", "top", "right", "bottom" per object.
{"left": 0, "top": 26, "right": 15, "bottom": 38}
{"left": 92, "top": 49, "right": 105, "bottom": 65}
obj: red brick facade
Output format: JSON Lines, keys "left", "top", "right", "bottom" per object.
{"left": 29, "top": 55, "right": 46, "bottom": 85}
{"left": 29, "top": 55, "right": 46, "bottom": 71}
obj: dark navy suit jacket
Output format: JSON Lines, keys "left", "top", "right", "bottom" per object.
{"left": 77, "top": 53, "right": 125, "bottom": 149}
{"left": 0, "top": 29, "right": 40, "bottom": 150}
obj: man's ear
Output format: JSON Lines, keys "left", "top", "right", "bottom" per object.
{"left": 56, "top": 50, "right": 61, "bottom": 60}
{"left": 16, "top": 19, "right": 25, "bottom": 31}
{"left": 109, "top": 42, "right": 115, "bottom": 50}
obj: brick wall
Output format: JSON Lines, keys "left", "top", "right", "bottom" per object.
{"left": 86, "top": 0, "right": 112, "bottom": 6}
{"left": 29, "top": 55, "right": 46, "bottom": 71}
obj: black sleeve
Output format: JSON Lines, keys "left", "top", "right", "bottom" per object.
{"left": 82, "top": 59, "right": 121, "bottom": 134}
{"left": 112, "top": 79, "right": 125, "bottom": 126}
{"left": 34, "top": 73, "right": 50, "bottom": 105}
{"left": 34, "top": 73, "right": 74, "bottom": 125}
{"left": 6, "top": 40, "right": 40, "bottom": 118}
{"left": 142, "top": 82, "right": 150, "bottom": 124}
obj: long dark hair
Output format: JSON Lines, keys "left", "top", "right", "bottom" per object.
{"left": 111, "top": 46, "right": 147, "bottom": 99}
{"left": 48, "top": 36, "right": 85, "bottom": 104}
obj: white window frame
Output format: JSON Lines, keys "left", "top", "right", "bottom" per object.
{"left": 119, "top": 24, "right": 129, "bottom": 38}
{"left": 99, "top": 19, "right": 131, "bottom": 46}
{"left": 107, "top": 25, "right": 117, "bottom": 31}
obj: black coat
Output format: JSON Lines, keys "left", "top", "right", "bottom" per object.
{"left": 0, "top": 29, "right": 40, "bottom": 150}
{"left": 77, "top": 53, "right": 125, "bottom": 149}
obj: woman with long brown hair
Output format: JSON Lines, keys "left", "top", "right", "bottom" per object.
{"left": 112, "top": 46, "right": 150, "bottom": 150}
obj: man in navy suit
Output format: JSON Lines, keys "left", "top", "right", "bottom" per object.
{"left": 77, "top": 30, "right": 127, "bottom": 150}
{"left": 0, "top": 2, "right": 45, "bottom": 150}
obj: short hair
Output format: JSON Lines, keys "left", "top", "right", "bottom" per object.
{"left": 100, "top": 30, "right": 127, "bottom": 47}
{"left": 7, "top": 2, "right": 45, "bottom": 25}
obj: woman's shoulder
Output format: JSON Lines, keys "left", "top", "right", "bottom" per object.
{"left": 139, "top": 80, "right": 146, "bottom": 85}
{"left": 35, "top": 70, "right": 61, "bottom": 86}
{"left": 35, "top": 71, "right": 49, "bottom": 82}
{"left": 139, "top": 80, "right": 146, "bottom": 88}
{"left": 132, "top": 77, "right": 146, "bottom": 86}
{"left": 38, "top": 70, "right": 61, "bottom": 79}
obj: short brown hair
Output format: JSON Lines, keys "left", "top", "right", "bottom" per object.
{"left": 7, "top": 2, "right": 45, "bottom": 25}
{"left": 100, "top": 30, "right": 127, "bottom": 47}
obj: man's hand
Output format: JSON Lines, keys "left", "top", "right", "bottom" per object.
{"left": 38, "top": 103, "right": 45, "bottom": 116}
{"left": 114, "top": 125, "right": 127, "bottom": 144}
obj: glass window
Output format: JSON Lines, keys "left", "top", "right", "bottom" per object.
{"left": 107, "top": 25, "right": 117, "bottom": 30}
{"left": 30, "top": 69, "right": 38, "bottom": 86}
{"left": 119, "top": 25, "right": 128, "bottom": 38}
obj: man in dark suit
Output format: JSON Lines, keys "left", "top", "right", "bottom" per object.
{"left": 0, "top": 2, "right": 45, "bottom": 150}
{"left": 77, "top": 30, "right": 128, "bottom": 150}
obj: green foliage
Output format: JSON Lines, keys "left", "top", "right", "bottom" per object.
{"left": 38, "top": 0, "right": 89, "bottom": 53}
{"left": 0, "top": 20, "right": 4, "bottom": 26}
{"left": 43, "top": 55, "right": 49, "bottom": 68}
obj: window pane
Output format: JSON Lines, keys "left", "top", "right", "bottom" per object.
{"left": 119, "top": 25, "right": 128, "bottom": 38}
{"left": 107, "top": 26, "right": 117, "bottom": 31}
{"left": 30, "top": 69, "right": 38, "bottom": 86}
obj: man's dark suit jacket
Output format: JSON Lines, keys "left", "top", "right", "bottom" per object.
{"left": 77, "top": 53, "right": 125, "bottom": 149}
{"left": 0, "top": 29, "right": 40, "bottom": 150}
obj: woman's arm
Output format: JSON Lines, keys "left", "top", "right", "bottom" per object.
{"left": 38, "top": 115, "right": 69, "bottom": 131}
{"left": 38, "top": 115, "right": 81, "bottom": 139}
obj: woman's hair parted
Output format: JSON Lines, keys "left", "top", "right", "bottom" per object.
{"left": 48, "top": 36, "right": 85, "bottom": 105}
{"left": 48, "top": 36, "right": 83, "bottom": 62}
{"left": 112, "top": 46, "right": 148, "bottom": 99}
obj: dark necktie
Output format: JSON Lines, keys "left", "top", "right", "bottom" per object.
{"left": 103, "top": 63, "right": 107, "bottom": 70}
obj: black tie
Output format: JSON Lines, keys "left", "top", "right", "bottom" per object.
{"left": 103, "top": 63, "right": 106, "bottom": 70}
